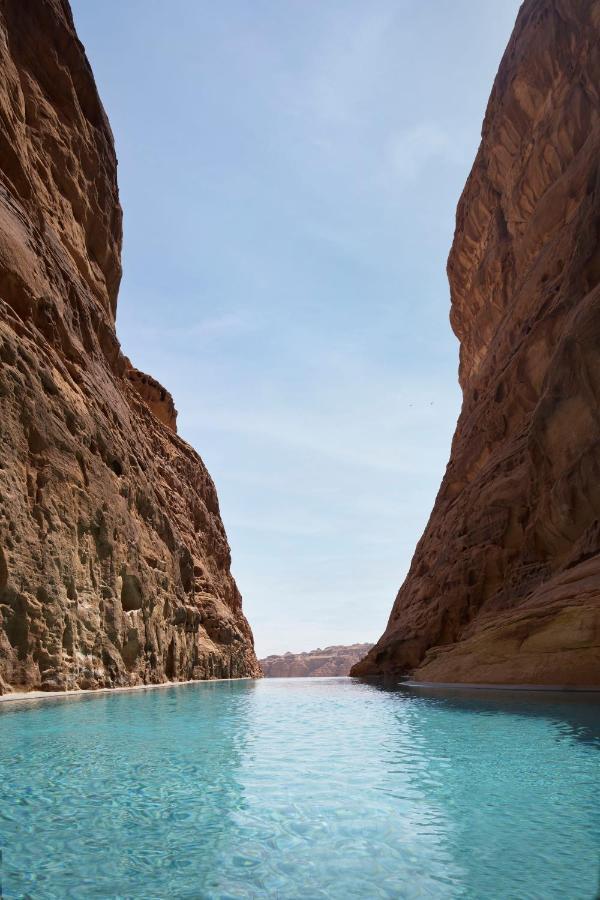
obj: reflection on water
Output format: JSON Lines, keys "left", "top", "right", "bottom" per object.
{"left": 395, "top": 682, "right": 600, "bottom": 747}
{"left": 392, "top": 684, "right": 600, "bottom": 899}
{"left": 0, "top": 677, "right": 598, "bottom": 898}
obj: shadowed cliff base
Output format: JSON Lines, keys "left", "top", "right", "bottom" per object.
{"left": 0, "top": 0, "right": 259, "bottom": 693}
{"left": 353, "top": 0, "right": 600, "bottom": 685}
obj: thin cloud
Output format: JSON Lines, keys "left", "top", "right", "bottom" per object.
{"left": 127, "top": 311, "right": 250, "bottom": 342}
{"left": 386, "top": 121, "right": 466, "bottom": 182}
{"left": 304, "top": 7, "right": 395, "bottom": 126}
{"left": 183, "top": 381, "right": 459, "bottom": 475}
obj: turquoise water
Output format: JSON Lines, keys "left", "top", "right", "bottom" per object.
{"left": 0, "top": 678, "right": 599, "bottom": 899}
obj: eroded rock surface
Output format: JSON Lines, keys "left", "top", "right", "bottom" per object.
{"left": 0, "top": 0, "right": 260, "bottom": 693}
{"left": 260, "top": 644, "right": 373, "bottom": 678}
{"left": 353, "top": 0, "right": 600, "bottom": 685}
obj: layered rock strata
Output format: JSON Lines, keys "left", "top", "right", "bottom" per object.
{"left": 260, "top": 644, "right": 373, "bottom": 678}
{"left": 354, "top": 0, "right": 600, "bottom": 685}
{"left": 0, "top": 0, "right": 260, "bottom": 692}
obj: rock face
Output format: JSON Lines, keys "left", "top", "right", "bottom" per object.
{"left": 0, "top": 0, "right": 260, "bottom": 693}
{"left": 260, "top": 644, "right": 373, "bottom": 678}
{"left": 353, "top": 0, "right": 600, "bottom": 686}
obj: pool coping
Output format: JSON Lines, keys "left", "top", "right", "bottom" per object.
{"left": 400, "top": 680, "right": 600, "bottom": 693}
{"left": 2, "top": 676, "right": 599, "bottom": 704}
{"left": 0, "top": 676, "right": 258, "bottom": 705}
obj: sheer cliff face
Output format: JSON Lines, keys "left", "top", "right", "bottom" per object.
{"left": 354, "top": 0, "right": 600, "bottom": 685}
{"left": 0, "top": 0, "right": 260, "bottom": 692}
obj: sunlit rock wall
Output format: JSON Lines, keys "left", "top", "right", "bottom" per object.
{"left": 354, "top": 0, "right": 600, "bottom": 685}
{"left": 0, "top": 0, "right": 260, "bottom": 692}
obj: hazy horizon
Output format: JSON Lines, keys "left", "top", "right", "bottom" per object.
{"left": 71, "top": 0, "right": 521, "bottom": 657}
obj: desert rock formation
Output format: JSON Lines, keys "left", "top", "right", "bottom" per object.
{"left": 353, "top": 0, "right": 600, "bottom": 685}
{"left": 260, "top": 644, "right": 373, "bottom": 678}
{"left": 0, "top": 0, "right": 260, "bottom": 692}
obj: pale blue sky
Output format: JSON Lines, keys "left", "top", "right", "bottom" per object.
{"left": 71, "top": 1, "right": 521, "bottom": 657}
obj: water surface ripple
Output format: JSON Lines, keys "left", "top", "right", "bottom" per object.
{"left": 1, "top": 678, "right": 599, "bottom": 898}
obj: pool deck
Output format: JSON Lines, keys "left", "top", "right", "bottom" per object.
{"left": 401, "top": 680, "right": 600, "bottom": 693}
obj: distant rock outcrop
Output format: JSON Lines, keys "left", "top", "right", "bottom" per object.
{"left": 353, "top": 0, "right": 600, "bottom": 685}
{"left": 0, "top": 0, "right": 260, "bottom": 692}
{"left": 261, "top": 644, "right": 374, "bottom": 677}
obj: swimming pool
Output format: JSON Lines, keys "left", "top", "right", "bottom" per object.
{"left": 1, "top": 677, "right": 598, "bottom": 898}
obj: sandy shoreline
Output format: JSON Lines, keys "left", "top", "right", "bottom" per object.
{"left": 0, "top": 676, "right": 259, "bottom": 705}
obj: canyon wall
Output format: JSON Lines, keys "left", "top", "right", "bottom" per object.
{"left": 260, "top": 644, "right": 373, "bottom": 678}
{"left": 0, "top": 0, "right": 260, "bottom": 692}
{"left": 353, "top": 0, "right": 600, "bottom": 685}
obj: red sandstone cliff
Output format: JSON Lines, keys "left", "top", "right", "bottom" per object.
{"left": 0, "top": 0, "right": 260, "bottom": 692}
{"left": 353, "top": 0, "right": 600, "bottom": 685}
{"left": 260, "top": 644, "right": 373, "bottom": 678}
